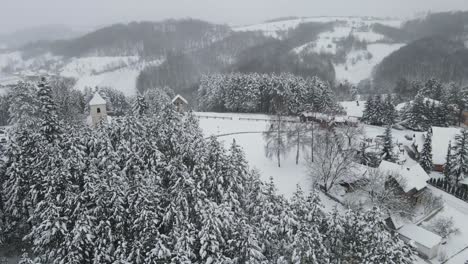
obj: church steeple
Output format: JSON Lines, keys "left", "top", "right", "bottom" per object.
{"left": 89, "top": 92, "right": 108, "bottom": 127}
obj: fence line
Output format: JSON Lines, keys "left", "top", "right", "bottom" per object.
{"left": 428, "top": 178, "right": 468, "bottom": 203}
{"left": 238, "top": 117, "right": 300, "bottom": 123}
{"left": 196, "top": 115, "right": 233, "bottom": 120}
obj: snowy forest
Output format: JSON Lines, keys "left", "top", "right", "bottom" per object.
{"left": 2, "top": 2, "right": 468, "bottom": 264}
{"left": 0, "top": 78, "right": 415, "bottom": 263}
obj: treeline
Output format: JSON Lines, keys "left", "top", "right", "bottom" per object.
{"left": 400, "top": 79, "right": 466, "bottom": 131}
{"left": 232, "top": 39, "right": 336, "bottom": 83}
{"left": 372, "top": 11, "right": 468, "bottom": 43}
{"left": 22, "top": 19, "right": 231, "bottom": 58}
{"left": 361, "top": 95, "right": 397, "bottom": 126}
{"left": 136, "top": 22, "right": 337, "bottom": 96}
{"left": 373, "top": 36, "right": 468, "bottom": 92}
{"left": 197, "top": 73, "right": 341, "bottom": 114}
{"left": 0, "top": 78, "right": 414, "bottom": 263}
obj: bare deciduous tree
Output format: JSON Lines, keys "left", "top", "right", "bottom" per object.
{"left": 306, "top": 130, "right": 358, "bottom": 193}
{"left": 264, "top": 114, "right": 289, "bottom": 168}
{"left": 336, "top": 124, "right": 365, "bottom": 150}
{"left": 286, "top": 122, "right": 308, "bottom": 165}
{"left": 427, "top": 216, "right": 459, "bottom": 239}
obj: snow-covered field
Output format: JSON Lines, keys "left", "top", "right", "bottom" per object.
{"left": 60, "top": 56, "right": 139, "bottom": 78}
{"left": 196, "top": 112, "right": 421, "bottom": 196}
{"left": 234, "top": 16, "right": 402, "bottom": 39}
{"left": 238, "top": 16, "right": 406, "bottom": 84}
{"left": 0, "top": 49, "right": 166, "bottom": 96}
{"left": 73, "top": 67, "right": 141, "bottom": 97}
{"left": 334, "top": 43, "right": 405, "bottom": 83}
{"left": 339, "top": 100, "right": 366, "bottom": 118}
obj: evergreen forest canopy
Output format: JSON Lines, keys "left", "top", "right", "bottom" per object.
{"left": 0, "top": 78, "right": 414, "bottom": 263}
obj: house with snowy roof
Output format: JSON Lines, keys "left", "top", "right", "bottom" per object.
{"left": 378, "top": 160, "right": 430, "bottom": 197}
{"left": 87, "top": 92, "right": 109, "bottom": 127}
{"left": 397, "top": 224, "right": 442, "bottom": 260}
{"left": 172, "top": 94, "right": 188, "bottom": 113}
{"left": 430, "top": 127, "right": 461, "bottom": 172}
{"left": 384, "top": 213, "right": 442, "bottom": 260}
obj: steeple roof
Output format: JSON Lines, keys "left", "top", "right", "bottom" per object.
{"left": 89, "top": 92, "right": 107, "bottom": 106}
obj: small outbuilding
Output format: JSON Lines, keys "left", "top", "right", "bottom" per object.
{"left": 397, "top": 224, "right": 442, "bottom": 260}
{"left": 172, "top": 94, "right": 188, "bottom": 113}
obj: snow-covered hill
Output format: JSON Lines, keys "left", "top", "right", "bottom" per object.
{"left": 236, "top": 16, "right": 405, "bottom": 84}
{"left": 234, "top": 16, "right": 401, "bottom": 39}
{"left": 334, "top": 43, "right": 405, "bottom": 84}
{"left": 0, "top": 51, "right": 164, "bottom": 96}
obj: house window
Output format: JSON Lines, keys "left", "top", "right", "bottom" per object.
{"left": 97, "top": 108, "right": 101, "bottom": 113}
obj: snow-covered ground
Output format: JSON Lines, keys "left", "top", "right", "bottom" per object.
{"left": 334, "top": 43, "right": 405, "bottom": 84}
{"left": 60, "top": 56, "right": 139, "bottom": 78}
{"left": 339, "top": 100, "right": 366, "bottom": 118}
{"left": 234, "top": 16, "right": 402, "bottom": 39}
{"left": 0, "top": 49, "right": 165, "bottom": 96}
{"left": 196, "top": 112, "right": 423, "bottom": 195}
{"left": 265, "top": 16, "right": 406, "bottom": 84}
{"left": 73, "top": 67, "right": 141, "bottom": 97}
{"left": 421, "top": 186, "right": 468, "bottom": 263}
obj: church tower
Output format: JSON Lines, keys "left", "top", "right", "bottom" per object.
{"left": 89, "top": 92, "right": 108, "bottom": 127}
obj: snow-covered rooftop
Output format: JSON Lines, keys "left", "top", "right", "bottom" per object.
{"left": 89, "top": 92, "right": 107, "bottom": 106}
{"left": 172, "top": 94, "right": 188, "bottom": 104}
{"left": 431, "top": 127, "right": 461, "bottom": 165}
{"left": 339, "top": 101, "right": 365, "bottom": 118}
{"left": 398, "top": 224, "right": 442, "bottom": 249}
{"left": 378, "top": 161, "right": 429, "bottom": 193}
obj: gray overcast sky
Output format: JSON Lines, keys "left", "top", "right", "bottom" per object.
{"left": 1, "top": 0, "right": 467, "bottom": 34}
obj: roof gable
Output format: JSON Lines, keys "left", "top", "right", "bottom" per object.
{"left": 378, "top": 161, "right": 429, "bottom": 193}
{"left": 172, "top": 94, "right": 188, "bottom": 104}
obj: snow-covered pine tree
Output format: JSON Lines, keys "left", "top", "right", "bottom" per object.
{"left": 444, "top": 141, "right": 454, "bottom": 183}
{"left": 450, "top": 129, "right": 468, "bottom": 184}
{"left": 383, "top": 94, "right": 397, "bottom": 125}
{"left": 373, "top": 95, "right": 384, "bottom": 125}
{"left": 8, "top": 81, "right": 39, "bottom": 128}
{"left": 420, "top": 130, "right": 433, "bottom": 173}
{"left": 381, "top": 125, "right": 396, "bottom": 162}
{"left": 405, "top": 93, "right": 429, "bottom": 131}
{"left": 133, "top": 94, "right": 148, "bottom": 116}
{"left": 361, "top": 95, "right": 375, "bottom": 125}
{"left": 144, "top": 88, "right": 171, "bottom": 115}
{"left": 37, "top": 77, "right": 61, "bottom": 141}
{"left": 289, "top": 187, "right": 328, "bottom": 263}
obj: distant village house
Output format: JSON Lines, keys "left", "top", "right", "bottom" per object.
{"left": 172, "top": 94, "right": 188, "bottom": 113}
